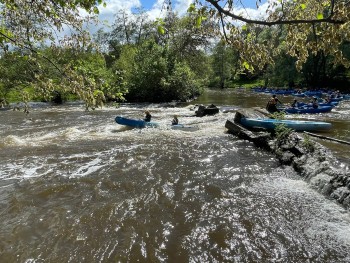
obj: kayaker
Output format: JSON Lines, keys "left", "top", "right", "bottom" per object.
{"left": 291, "top": 99, "right": 298, "bottom": 108}
{"left": 144, "top": 110, "right": 152, "bottom": 122}
{"left": 324, "top": 96, "right": 331, "bottom": 104}
{"left": 311, "top": 97, "right": 319, "bottom": 109}
{"left": 172, "top": 115, "right": 179, "bottom": 125}
{"left": 266, "top": 94, "right": 282, "bottom": 113}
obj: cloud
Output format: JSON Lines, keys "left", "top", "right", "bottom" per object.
{"left": 87, "top": 0, "right": 275, "bottom": 34}
{"left": 232, "top": 1, "right": 272, "bottom": 21}
{"left": 92, "top": 0, "right": 193, "bottom": 32}
{"left": 95, "top": 0, "right": 142, "bottom": 28}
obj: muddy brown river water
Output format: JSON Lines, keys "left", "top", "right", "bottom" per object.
{"left": 0, "top": 89, "right": 349, "bottom": 262}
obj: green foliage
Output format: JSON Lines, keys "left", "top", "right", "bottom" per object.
{"left": 201, "top": 0, "right": 350, "bottom": 72}
{"left": 269, "top": 113, "right": 295, "bottom": 151}
{"left": 225, "top": 79, "right": 264, "bottom": 89}
{"left": 274, "top": 123, "right": 294, "bottom": 147}
{"left": 124, "top": 40, "right": 167, "bottom": 102}
{"left": 0, "top": 47, "right": 128, "bottom": 109}
{"left": 0, "top": 52, "right": 38, "bottom": 103}
{"left": 269, "top": 111, "right": 286, "bottom": 120}
{"left": 162, "top": 61, "right": 201, "bottom": 101}
{"left": 301, "top": 134, "right": 315, "bottom": 152}
{"left": 245, "top": 24, "right": 350, "bottom": 88}
{"left": 118, "top": 40, "right": 202, "bottom": 102}
{"left": 3, "top": 0, "right": 350, "bottom": 108}
{"left": 209, "top": 41, "right": 240, "bottom": 88}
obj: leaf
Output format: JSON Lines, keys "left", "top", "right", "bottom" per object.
{"left": 317, "top": 13, "right": 324, "bottom": 19}
{"left": 300, "top": 4, "right": 306, "bottom": 10}
{"left": 93, "top": 7, "right": 99, "bottom": 14}
{"left": 242, "top": 25, "right": 247, "bottom": 31}
{"left": 157, "top": 25, "right": 165, "bottom": 35}
{"left": 187, "top": 3, "right": 196, "bottom": 13}
{"left": 196, "top": 17, "right": 202, "bottom": 28}
{"left": 242, "top": 61, "right": 250, "bottom": 69}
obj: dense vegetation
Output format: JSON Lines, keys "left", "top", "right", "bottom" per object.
{"left": 1, "top": 0, "right": 350, "bottom": 109}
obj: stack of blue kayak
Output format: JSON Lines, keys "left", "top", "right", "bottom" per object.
{"left": 282, "top": 105, "right": 333, "bottom": 114}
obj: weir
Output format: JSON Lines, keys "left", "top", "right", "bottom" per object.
{"left": 226, "top": 108, "right": 350, "bottom": 209}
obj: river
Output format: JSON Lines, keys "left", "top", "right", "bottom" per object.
{"left": 0, "top": 89, "right": 350, "bottom": 262}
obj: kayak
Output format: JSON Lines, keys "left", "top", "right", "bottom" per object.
{"left": 297, "top": 102, "right": 338, "bottom": 107}
{"left": 292, "top": 93, "right": 306, "bottom": 97}
{"left": 283, "top": 105, "right": 333, "bottom": 114}
{"left": 240, "top": 118, "right": 332, "bottom": 132}
{"left": 171, "top": 124, "right": 199, "bottom": 132}
{"left": 304, "top": 91, "right": 323, "bottom": 97}
{"left": 115, "top": 116, "right": 159, "bottom": 128}
{"left": 329, "top": 97, "right": 343, "bottom": 102}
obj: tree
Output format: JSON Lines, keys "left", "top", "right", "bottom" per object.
{"left": 0, "top": 0, "right": 128, "bottom": 109}
{"left": 0, "top": 52, "right": 35, "bottom": 106}
{"left": 210, "top": 40, "right": 240, "bottom": 88}
{"left": 193, "top": 0, "right": 350, "bottom": 72}
{"left": 106, "top": 11, "right": 209, "bottom": 102}
{"left": 117, "top": 39, "right": 202, "bottom": 103}
{"left": 0, "top": 0, "right": 103, "bottom": 54}
{"left": 109, "top": 8, "right": 152, "bottom": 46}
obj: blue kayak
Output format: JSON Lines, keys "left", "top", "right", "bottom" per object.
{"left": 292, "top": 93, "right": 306, "bottom": 97}
{"left": 115, "top": 116, "right": 159, "bottom": 128}
{"left": 297, "top": 102, "right": 338, "bottom": 107}
{"left": 304, "top": 91, "right": 323, "bottom": 97}
{"left": 240, "top": 118, "right": 332, "bottom": 132}
{"left": 283, "top": 105, "right": 332, "bottom": 114}
{"left": 329, "top": 97, "right": 343, "bottom": 102}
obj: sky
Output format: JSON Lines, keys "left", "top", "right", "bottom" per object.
{"left": 91, "top": 0, "right": 271, "bottom": 33}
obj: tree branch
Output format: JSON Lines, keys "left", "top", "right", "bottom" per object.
{"left": 0, "top": 31, "right": 65, "bottom": 76}
{"left": 205, "top": 0, "right": 345, "bottom": 25}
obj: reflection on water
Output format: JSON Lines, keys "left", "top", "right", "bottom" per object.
{"left": 0, "top": 89, "right": 350, "bottom": 262}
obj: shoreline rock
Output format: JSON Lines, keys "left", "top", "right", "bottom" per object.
{"left": 225, "top": 111, "right": 350, "bottom": 209}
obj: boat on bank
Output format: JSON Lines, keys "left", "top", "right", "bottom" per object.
{"left": 115, "top": 116, "right": 160, "bottom": 128}
{"left": 240, "top": 118, "right": 332, "bottom": 132}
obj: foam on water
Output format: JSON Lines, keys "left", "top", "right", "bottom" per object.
{"left": 0, "top": 104, "right": 236, "bottom": 149}
{"left": 0, "top": 135, "right": 27, "bottom": 146}
{"left": 258, "top": 174, "right": 350, "bottom": 245}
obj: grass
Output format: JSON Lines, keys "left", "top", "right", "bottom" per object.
{"left": 226, "top": 79, "right": 265, "bottom": 89}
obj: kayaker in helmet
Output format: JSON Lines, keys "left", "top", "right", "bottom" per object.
{"left": 172, "top": 115, "right": 179, "bottom": 125}
{"left": 291, "top": 99, "right": 298, "bottom": 108}
{"left": 144, "top": 110, "right": 152, "bottom": 122}
{"left": 311, "top": 97, "right": 319, "bottom": 109}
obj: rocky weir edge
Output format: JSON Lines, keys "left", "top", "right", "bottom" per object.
{"left": 225, "top": 108, "right": 350, "bottom": 210}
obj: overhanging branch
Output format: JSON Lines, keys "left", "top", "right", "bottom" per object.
{"left": 205, "top": 0, "right": 345, "bottom": 25}
{"left": 0, "top": 31, "right": 65, "bottom": 76}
